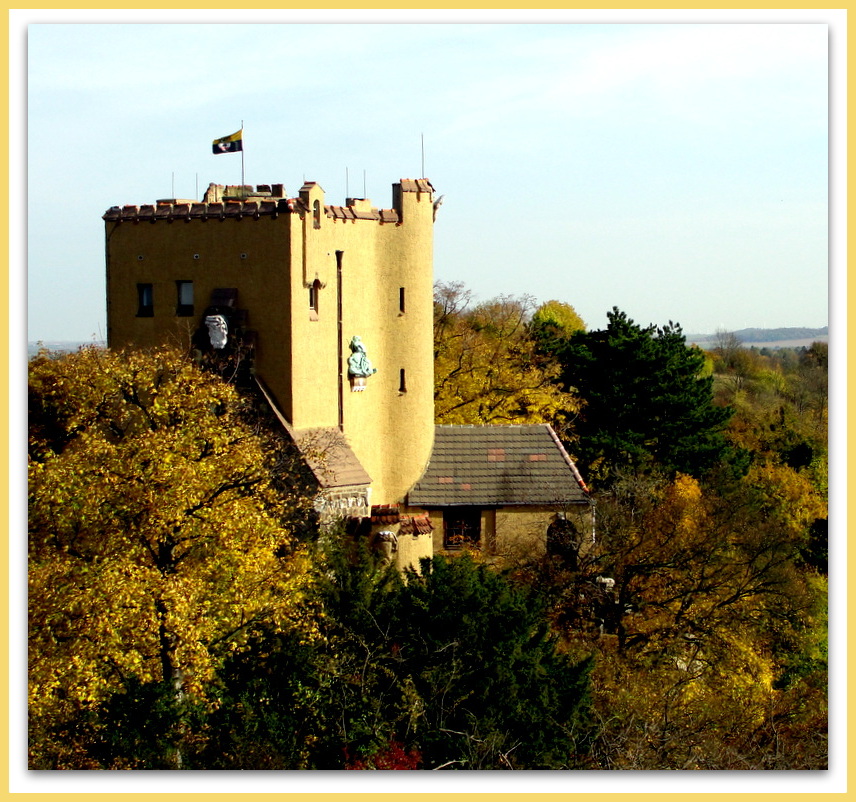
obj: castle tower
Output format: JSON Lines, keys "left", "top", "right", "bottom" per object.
{"left": 103, "top": 178, "right": 436, "bottom": 514}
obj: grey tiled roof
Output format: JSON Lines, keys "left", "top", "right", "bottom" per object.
{"left": 408, "top": 424, "right": 589, "bottom": 507}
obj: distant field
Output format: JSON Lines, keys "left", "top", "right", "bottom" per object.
{"left": 742, "top": 336, "right": 829, "bottom": 349}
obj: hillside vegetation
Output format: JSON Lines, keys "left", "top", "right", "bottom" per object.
{"left": 27, "top": 287, "right": 827, "bottom": 770}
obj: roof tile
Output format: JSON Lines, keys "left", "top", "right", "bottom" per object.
{"left": 399, "top": 515, "right": 434, "bottom": 535}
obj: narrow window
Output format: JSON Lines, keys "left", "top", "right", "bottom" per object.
{"left": 313, "top": 199, "right": 321, "bottom": 229}
{"left": 399, "top": 368, "right": 407, "bottom": 393}
{"left": 309, "top": 279, "right": 321, "bottom": 321}
{"left": 399, "top": 287, "right": 406, "bottom": 315}
{"left": 176, "top": 280, "right": 194, "bottom": 316}
{"left": 136, "top": 283, "right": 153, "bottom": 317}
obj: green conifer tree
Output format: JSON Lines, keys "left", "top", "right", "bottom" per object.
{"left": 554, "top": 307, "right": 745, "bottom": 483}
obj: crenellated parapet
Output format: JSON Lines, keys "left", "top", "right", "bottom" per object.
{"left": 103, "top": 178, "right": 433, "bottom": 226}
{"left": 103, "top": 199, "right": 291, "bottom": 223}
{"left": 104, "top": 196, "right": 402, "bottom": 226}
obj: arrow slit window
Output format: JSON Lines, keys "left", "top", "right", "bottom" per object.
{"left": 309, "top": 279, "right": 321, "bottom": 321}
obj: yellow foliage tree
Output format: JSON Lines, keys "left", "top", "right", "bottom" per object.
{"left": 28, "top": 345, "right": 317, "bottom": 767}
{"left": 433, "top": 282, "right": 579, "bottom": 426}
{"left": 561, "top": 469, "right": 827, "bottom": 768}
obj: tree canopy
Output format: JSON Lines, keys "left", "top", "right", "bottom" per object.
{"left": 206, "top": 542, "right": 593, "bottom": 770}
{"left": 433, "top": 282, "right": 578, "bottom": 426}
{"left": 28, "top": 345, "right": 317, "bottom": 767}
{"left": 28, "top": 288, "right": 828, "bottom": 771}
{"left": 551, "top": 307, "right": 741, "bottom": 483}
{"left": 530, "top": 299, "right": 587, "bottom": 354}
{"left": 534, "top": 466, "right": 827, "bottom": 769}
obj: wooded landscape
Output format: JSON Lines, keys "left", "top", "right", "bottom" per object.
{"left": 28, "top": 286, "right": 828, "bottom": 770}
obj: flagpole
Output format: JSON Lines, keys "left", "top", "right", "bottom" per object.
{"left": 241, "top": 120, "right": 245, "bottom": 197}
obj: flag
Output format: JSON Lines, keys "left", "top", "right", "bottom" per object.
{"left": 212, "top": 129, "right": 243, "bottom": 154}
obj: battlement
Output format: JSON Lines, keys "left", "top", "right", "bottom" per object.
{"left": 102, "top": 198, "right": 292, "bottom": 222}
{"left": 103, "top": 178, "right": 433, "bottom": 225}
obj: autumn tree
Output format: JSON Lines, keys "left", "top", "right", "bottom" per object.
{"left": 539, "top": 467, "right": 827, "bottom": 769}
{"left": 711, "top": 338, "right": 828, "bottom": 572}
{"left": 530, "top": 299, "right": 587, "bottom": 356}
{"left": 28, "top": 345, "right": 318, "bottom": 768}
{"left": 711, "top": 329, "right": 757, "bottom": 392}
{"left": 433, "top": 282, "right": 578, "bottom": 427}
{"left": 552, "top": 308, "right": 742, "bottom": 484}
{"left": 790, "top": 342, "right": 829, "bottom": 425}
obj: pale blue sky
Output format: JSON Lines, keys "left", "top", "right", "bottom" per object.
{"left": 23, "top": 14, "right": 832, "bottom": 342}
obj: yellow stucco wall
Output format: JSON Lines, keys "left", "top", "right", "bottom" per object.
{"left": 393, "top": 531, "right": 434, "bottom": 572}
{"left": 105, "top": 214, "right": 293, "bottom": 407}
{"left": 287, "top": 183, "right": 435, "bottom": 504}
{"left": 494, "top": 508, "right": 553, "bottom": 560}
{"left": 105, "top": 178, "right": 435, "bottom": 507}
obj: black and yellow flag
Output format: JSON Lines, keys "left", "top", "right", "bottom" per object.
{"left": 212, "top": 130, "right": 243, "bottom": 154}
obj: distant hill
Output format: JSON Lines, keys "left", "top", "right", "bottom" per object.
{"left": 28, "top": 340, "right": 106, "bottom": 358}
{"left": 729, "top": 326, "right": 828, "bottom": 343}
{"left": 689, "top": 327, "right": 828, "bottom": 349}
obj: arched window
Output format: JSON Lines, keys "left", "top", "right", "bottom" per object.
{"left": 313, "top": 199, "right": 321, "bottom": 229}
{"left": 547, "top": 515, "right": 580, "bottom": 569}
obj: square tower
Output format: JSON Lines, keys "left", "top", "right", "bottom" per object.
{"left": 104, "top": 178, "right": 437, "bottom": 510}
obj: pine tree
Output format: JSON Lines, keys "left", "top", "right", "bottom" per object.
{"left": 554, "top": 307, "right": 744, "bottom": 483}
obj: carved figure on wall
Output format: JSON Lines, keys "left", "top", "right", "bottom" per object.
{"left": 205, "top": 314, "right": 229, "bottom": 349}
{"left": 348, "top": 336, "right": 377, "bottom": 378}
{"left": 375, "top": 529, "right": 398, "bottom": 564}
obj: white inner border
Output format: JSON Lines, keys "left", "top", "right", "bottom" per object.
{"left": 11, "top": 7, "right": 846, "bottom": 795}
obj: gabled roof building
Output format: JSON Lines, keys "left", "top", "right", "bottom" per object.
{"left": 409, "top": 425, "right": 592, "bottom": 559}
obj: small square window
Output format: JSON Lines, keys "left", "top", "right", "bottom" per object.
{"left": 444, "top": 508, "right": 481, "bottom": 550}
{"left": 136, "top": 283, "right": 153, "bottom": 317}
{"left": 176, "top": 280, "right": 194, "bottom": 316}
